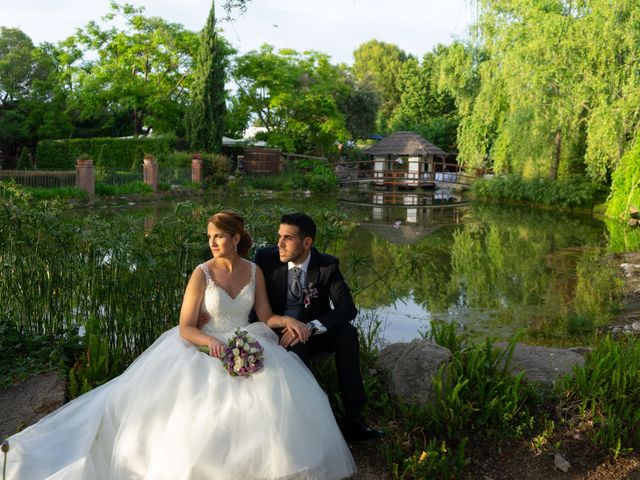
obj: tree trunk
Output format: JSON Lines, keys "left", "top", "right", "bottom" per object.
{"left": 549, "top": 129, "right": 562, "bottom": 180}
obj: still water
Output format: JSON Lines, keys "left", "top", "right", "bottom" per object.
{"left": 89, "top": 189, "right": 619, "bottom": 347}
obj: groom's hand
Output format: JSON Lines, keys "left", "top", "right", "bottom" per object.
{"left": 197, "top": 312, "right": 209, "bottom": 329}
{"left": 280, "top": 317, "right": 311, "bottom": 347}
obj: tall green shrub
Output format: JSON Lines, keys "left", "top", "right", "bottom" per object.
{"left": 36, "top": 136, "right": 176, "bottom": 169}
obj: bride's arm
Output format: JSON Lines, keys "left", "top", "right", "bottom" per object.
{"left": 179, "top": 267, "right": 226, "bottom": 357}
{"left": 254, "top": 266, "right": 310, "bottom": 343}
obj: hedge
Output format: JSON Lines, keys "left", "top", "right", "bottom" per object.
{"left": 36, "top": 136, "right": 177, "bottom": 169}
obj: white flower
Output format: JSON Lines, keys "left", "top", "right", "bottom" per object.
{"left": 232, "top": 348, "right": 240, "bottom": 356}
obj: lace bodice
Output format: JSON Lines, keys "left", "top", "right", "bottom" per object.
{"left": 199, "top": 262, "right": 256, "bottom": 334}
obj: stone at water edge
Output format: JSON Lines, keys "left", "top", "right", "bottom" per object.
{"left": 377, "top": 339, "right": 452, "bottom": 405}
{"left": 495, "top": 342, "right": 585, "bottom": 385}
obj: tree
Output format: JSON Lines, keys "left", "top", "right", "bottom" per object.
{"left": 352, "top": 40, "right": 410, "bottom": 130}
{"left": 61, "top": 2, "right": 199, "bottom": 137}
{"left": 441, "top": 0, "right": 640, "bottom": 182}
{"left": 232, "top": 45, "right": 350, "bottom": 154}
{"left": 186, "top": 0, "right": 229, "bottom": 153}
{"left": 389, "top": 46, "right": 459, "bottom": 151}
{"left": 339, "top": 80, "right": 378, "bottom": 141}
{"left": 0, "top": 28, "right": 70, "bottom": 161}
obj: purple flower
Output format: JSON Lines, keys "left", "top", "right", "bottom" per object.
{"left": 219, "top": 328, "right": 264, "bottom": 377}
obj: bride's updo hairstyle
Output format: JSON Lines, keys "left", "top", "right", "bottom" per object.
{"left": 208, "top": 210, "right": 252, "bottom": 257}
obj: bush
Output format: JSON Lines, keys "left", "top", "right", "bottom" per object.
{"left": 201, "top": 153, "right": 230, "bottom": 186}
{"left": 16, "top": 148, "right": 33, "bottom": 170}
{"left": 25, "top": 186, "right": 88, "bottom": 201}
{"left": 36, "top": 135, "right": 176, "bottom": 169}
{"left": 471, "top": 175, "right": 607, "bottom": 209}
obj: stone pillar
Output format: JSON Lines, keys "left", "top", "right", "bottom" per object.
{"left": 75, "top": 158, "right": 95, "bottom": 202}
{"left": 143, "top": 155, "right": 159, "bottom": 193}
{"left": 191, "top": 154, "right": 203, "bottom": 183}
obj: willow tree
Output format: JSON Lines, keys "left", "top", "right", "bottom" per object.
{"left": 186, "top": 1, "right": 229, "bottom": 152}
{"left": 441, "top": 0, "right": 640, "bottom": 182}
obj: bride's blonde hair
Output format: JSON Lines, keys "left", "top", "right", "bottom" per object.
{"left": 208, "top": 210, "right": 252, "bottom": 257}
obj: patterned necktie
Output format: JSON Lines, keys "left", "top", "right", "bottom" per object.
{"left": 289, "top": 267, "right": 303, "bottom": 303}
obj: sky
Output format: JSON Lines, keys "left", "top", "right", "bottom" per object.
{"left": 1, "top": 0, "right": 475, "bottom": 65}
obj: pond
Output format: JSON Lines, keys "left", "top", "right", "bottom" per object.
{"left": 82, "top": 188, "right": 619, "bottom": 347}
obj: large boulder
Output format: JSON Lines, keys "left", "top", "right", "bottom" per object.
{"left": 377, "top": 339, "right": 452, "bottom": 405}
{"left": 496, "top": 342, "right": 585, "bottom": 385}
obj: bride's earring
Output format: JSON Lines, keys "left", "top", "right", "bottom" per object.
{"left": 234, "top": 242, "right": 238, "bottom": 253}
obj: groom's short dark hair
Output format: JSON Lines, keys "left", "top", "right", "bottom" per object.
{"left": 281, "top": 212, "right": 316, "bottom": 240}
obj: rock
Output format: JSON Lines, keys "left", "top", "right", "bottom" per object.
{"left": 554, "top": 453, "right": 571, "bottom": 472}
{"left": 496, "top": 342, "right": 585, "bottom": 385}
{"left": 567, "top": 346, "right": 592, "bottom": 357}
{"left": 0, "top": 372, "right": 66, "bottom": 440}
{"left": 377, "top": 339, "right": 451, "bottom": 405}
{"left": 632, "top": 321, "right": 640, "bottom": 331}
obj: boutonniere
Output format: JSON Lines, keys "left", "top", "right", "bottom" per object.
{"left": 302, "top": 283, "right": 319, "bottom": 309}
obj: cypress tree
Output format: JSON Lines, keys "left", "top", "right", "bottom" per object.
{"left": 186, "top": 1, "right": 227, "bottom": 153}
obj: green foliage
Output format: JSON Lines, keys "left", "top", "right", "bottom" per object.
{"left": 429, "top": 334, "right": 538, "bottom": 441}
{"left": 23, "top": 186, "right": 88, "bottom": 201}
{"left": 0, "top": 319, "right": 82, "bottom": 389}
{"left": 59, "top": 2, "right": 199, "bottom": 137}
{"left": 605, "top": 218, "right": 640, "bottom": 253}
{"left": 244, "top": 158, "right": 337, "bottom": 192}
{"left": 95, "top": 181, "right": 153, "bottom": 196}
{"left": 232, "top": 45, "right": 350, "bottom": 155}
{"left": 441, "top": 0, "right": 640, "bottom": 182}
{"left": 16, "top": 147, "right": 33, "bottom": 170}
{"left": 606, "top": 136, "right": 640, "bottom": 222}
{"left": 389, "top": 48, "right": 459, "bottom": 151}
{"left": 36, "top": 136, "right": 176, "bottom": 169}
{"left": 559, "top": 335, "right": 640, "bottom": 458}
{"left": 352, "top": 39, "right": 410, "bottom": 130}
{"left": 471, "top": 175, "right": 608, "bottom": 209}
{"left": 131, "top": 145, "right": 145, "bottom": 172}
{"left": 186, "top": 1, "right": 229, "bottom": 153}
{"left": 389, "top": 439, "right": 468, "bottom": 480}
{"left": 201, "top": 152, "right": 230, "bottom": 185}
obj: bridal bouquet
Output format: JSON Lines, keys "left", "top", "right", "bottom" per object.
{"left": 201, "top": 328, "right": 264, "bottom": 377}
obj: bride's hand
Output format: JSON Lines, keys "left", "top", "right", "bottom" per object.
{"left": 280, "top": 317, "right": 311, "bottom": 347}
{"left": 207, "top": 337, "right": 226, "bottom": 358}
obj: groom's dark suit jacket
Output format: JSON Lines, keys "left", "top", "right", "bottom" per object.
{"left": 254, "top": 246, "right": 357, "bottom": 331}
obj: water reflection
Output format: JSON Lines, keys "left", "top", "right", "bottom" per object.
{"left": 336, "top": 192, "right": 618, "bottom": 346}
{"left": 76, "top": 191, "right": 620, "bottom": 347}
{"left": 339, "top": 190, "right": 469, "bottom": 245}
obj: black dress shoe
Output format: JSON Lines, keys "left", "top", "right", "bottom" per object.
{"left": 342, "top": 419, "right": 384, "bottom": 442}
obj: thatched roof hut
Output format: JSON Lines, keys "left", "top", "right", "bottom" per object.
{"left": 362, "top": 131, "right": 447, "bottom": 157}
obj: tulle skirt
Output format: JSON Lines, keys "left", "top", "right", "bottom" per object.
{"left": 5, "top": 322, "right": 356, "bottom": 479}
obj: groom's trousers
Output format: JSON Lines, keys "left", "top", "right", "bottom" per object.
{"left": 286, "top": 322, "right": 367, "bottom": 418}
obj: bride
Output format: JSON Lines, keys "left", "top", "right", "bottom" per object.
{"left": 5, "top": 210, "right": 356, "bottom": 480}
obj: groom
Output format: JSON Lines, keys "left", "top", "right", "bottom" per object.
{"left": 254, "top": 212, "right": 382, "bottom": 442}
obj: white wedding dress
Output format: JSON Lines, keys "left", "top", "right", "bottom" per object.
{"left": 6, "top": 262, "right": 356, "bottom": 480}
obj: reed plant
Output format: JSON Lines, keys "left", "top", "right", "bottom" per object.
{"left": 558, "top": 335, "right": 640, "bottom": 458}
{"left": 382, "top": 322, "right": 544, "bottom": 479}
